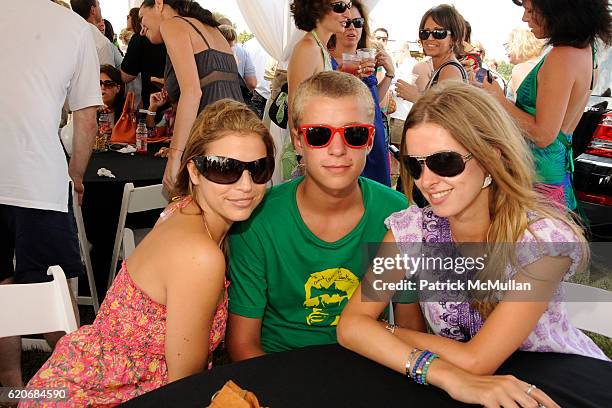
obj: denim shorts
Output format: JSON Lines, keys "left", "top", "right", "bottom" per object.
{"left": 0, "top": 186, "right": 84, "bottom": 284}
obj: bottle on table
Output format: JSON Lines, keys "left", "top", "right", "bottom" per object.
{"left": 136, "top": 109, "right": 148, "bottom": 154}
{"left": 95, "top": 111, "right": 112, "bottom": 152}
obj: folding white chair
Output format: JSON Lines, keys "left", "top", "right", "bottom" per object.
{"left": 563, "top": 282, "right": 612, "bottom": 338}
{"left": 108, "top": 183, "right": 167, "bottom": 289}
{"left": 0, "top": 266, "right": 78, "bottom": 351}
{"left": 72, "top": 191, "right": 99, "bottom": 313}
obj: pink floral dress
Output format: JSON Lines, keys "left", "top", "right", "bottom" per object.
{"left": 20, "top": 197, "right": 230, "bottom": 407}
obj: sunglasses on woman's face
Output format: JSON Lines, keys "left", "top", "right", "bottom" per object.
{"left": 344, "top": 17, "right": 365, "bottom": 29}
{"left": 402, "top": 151, "right": 473, "bottom": 179}
{"left": 100, "top": 80, "right": 118, "bottom": 88}
{"left": 299, "top": 124, "right": 374, "bottom": 149}
{"left": 330, "top": 1, "right": 352, "bottom": 14}
{"left": 192, "top": 155, "right": 275, "bottom": 185}
{"left": 418, "top": 28, "right": 452, "bottom": 40}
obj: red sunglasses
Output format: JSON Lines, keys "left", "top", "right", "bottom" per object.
{"left": 299, "top": 124, "right": 374, "bottom": 149}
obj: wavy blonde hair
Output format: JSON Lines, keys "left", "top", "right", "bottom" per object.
{"left": 400, "top": 82, "right": 588, "bottom": 317}
{"left": 506, "top": 27, "right": 546, "bottom": 63}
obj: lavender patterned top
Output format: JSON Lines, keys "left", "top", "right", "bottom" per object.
{"left": 385, "top": 206, "right": 609, "bottom": 361}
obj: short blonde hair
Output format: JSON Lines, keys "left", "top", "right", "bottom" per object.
{"left": 218, "top": 24, "right": 237, "bottom": 45}
{"left": 506, "top": 27, "right": 545, "bottom": 63}
{"left": 291, "top": 71, "right": 374, "bottom": 129}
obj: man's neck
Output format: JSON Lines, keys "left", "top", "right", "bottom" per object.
{"left": 297, "top": 176, "right": 363, "bottom": 215}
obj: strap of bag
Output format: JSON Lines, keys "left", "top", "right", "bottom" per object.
{"left": 122, "top": 91, "right": 134, "bottom": 114}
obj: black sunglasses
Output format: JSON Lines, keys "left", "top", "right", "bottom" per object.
{"left": 192, "top": 156, "right": 275, "bottom": 185}
{"left": 344, "top": 17, "right": 365, "bottom": 29}
{"left": 419, "top": 28, "right": 452, "bottom": 40}
{"left": 100, "top": 80, "right": 118, "bottom": 87}
{"left": 401, "top": 151, "right": 473, "bottom": 179}
{"left": 330, "top": 1, "right": 352, "bottom": 14}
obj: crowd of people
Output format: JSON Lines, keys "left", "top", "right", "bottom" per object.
{"left": 1, "top": 0, "right": 611, "bottom": 407}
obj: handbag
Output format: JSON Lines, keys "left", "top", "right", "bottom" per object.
{"left": 110, "top": 91, "right": 137, "bottom": 145}
{"left": 268, "top": 81, "right": 289, "bottom": 129}
{"left": 208, "top": 380, "right": 264, "bottom": 408}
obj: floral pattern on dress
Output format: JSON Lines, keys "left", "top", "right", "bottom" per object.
{"left": 20, "top": 197, "right": 230, "bottom": 407}
{"left": 386, "top": 206, "right": 610, "bottom": 361}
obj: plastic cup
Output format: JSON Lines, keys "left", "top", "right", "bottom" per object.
{"left": 407, "top": 73, "right": 419, "bottom": 85}
{"left": 357, "top": 48, "right": 377, "bottom": 63}
{"left": 341, "top": 53, "right": 361, "bottom": 76}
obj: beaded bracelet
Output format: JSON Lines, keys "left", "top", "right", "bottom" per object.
{"left": 415, "top": 351, "right": 433, "bottom": 384}
{"left": 412, "top": 350, "right": 431, "bottom": 381}
{"left": 405, "top": 348, "right": 419, "bottom": 378}
{"left": 420, "top": 353, "right": 438, "bottom": 385}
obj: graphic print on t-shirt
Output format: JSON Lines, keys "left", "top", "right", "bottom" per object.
{"left": 303, "top": 268, "right": 359, "bottom": 326}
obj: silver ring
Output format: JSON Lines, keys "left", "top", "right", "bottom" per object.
{"left": 526, "top": 384, "right": 536, "bottom": 396}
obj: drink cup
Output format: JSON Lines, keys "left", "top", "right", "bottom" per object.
{"left": 407, "top": 73, "right": 419, "bottom": 85}
{"left": 357, "top": 48, "right": 377, "bottom": 64}
{"left": 341, "top": 53, "right": 361, "bottom": 76}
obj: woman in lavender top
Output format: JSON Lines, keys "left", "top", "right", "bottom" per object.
{"left": 338, "top": 82, "right": 609, "bottom": 407}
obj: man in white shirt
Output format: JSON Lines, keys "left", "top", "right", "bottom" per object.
{"left": 0, "top": 0, "right": 101, "bottom": 387}
{"left": 243, "top": 37, "right": 275, "bottom": 119}
{"left": 70, "top": 0, "right": 120, "bottom": 67}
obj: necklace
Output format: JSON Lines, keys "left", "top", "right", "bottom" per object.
{"left": 201, "top": 212, "right": 214, "bottom": 242}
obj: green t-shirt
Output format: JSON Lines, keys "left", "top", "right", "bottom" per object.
{"left": 228, "top": 177, "right": 413, "bottom": 353}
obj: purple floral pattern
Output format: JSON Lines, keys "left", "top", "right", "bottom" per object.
{"left": 385, "top": 206, "right": 610, "bottom": 361}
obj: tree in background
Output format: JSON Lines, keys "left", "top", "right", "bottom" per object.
{"left": 238, "top": 31, "right": 254, "bottom": 44}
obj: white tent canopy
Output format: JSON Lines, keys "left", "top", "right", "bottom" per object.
{"left": 235, "top": 0, "right": 381, "bottom": 66}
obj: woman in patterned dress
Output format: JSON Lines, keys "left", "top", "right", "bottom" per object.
{"left": 337, "top": 82, "right": 609, "bottom": 407}
{"left": 20, "top": 100, "right": 275, "bottom": 407}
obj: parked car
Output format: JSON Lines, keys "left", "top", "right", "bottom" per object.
{"left": 574, "top": 46, "right": 612, "bottom": 240}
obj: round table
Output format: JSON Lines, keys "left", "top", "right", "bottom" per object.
{"left": 82, "top": 148, "right": 166, "bottom": 299}
{"left": 120, "top": 344, "right": 612, "bottom": 408}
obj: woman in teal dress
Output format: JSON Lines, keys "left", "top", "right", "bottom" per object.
{"left": 481, "top": 0, "right": 612, "bottom": 211}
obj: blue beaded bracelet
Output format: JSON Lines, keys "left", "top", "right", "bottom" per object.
{"left": 413, "top": 351, "right": 432, "bottom": 383}
{"left": 421, "top": 353, "right": 438, "bottom": 385}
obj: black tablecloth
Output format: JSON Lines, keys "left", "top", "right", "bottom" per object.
{"left": 121, "top": 344, "right": 612, "bottom": 408}
{"left": 81, "top": 148, "right": 166, "bottom": 299}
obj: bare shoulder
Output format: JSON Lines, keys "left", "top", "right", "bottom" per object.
{"left": 155, "top": 221, "right": 226, "bottom": 290}
{"left": 291, "top": 36, "right": 321, "bottom": 60}
{"left": 544, "top": 46, "right": 591, "bottom": 70}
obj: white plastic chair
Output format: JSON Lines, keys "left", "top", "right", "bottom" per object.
{"left": 0, "top": 266, "right": 78, "bottom": 346}
{"left": 72, "top": 191, "right": 99, "bottom": 313}
{"left": 108, "top": 183, "right": 167, "bottom": 289}
{"left": 563, "top": 282, "right": 612, "bottom": 338}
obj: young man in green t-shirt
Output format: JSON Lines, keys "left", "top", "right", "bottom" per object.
{"left": 226, "top": 71, "right": 423, "bottom": 361}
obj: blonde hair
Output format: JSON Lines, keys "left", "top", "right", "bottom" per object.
{"left": 400, "top": 82, "right": 588, "bottom": 317}
{"left": 218, "top": 24, "right": 237, "bottom": 45}
{"left": 291, "top": 71, "right": 374, "bottom": 129}
{"left": 506, "top": 27, "right": 546, "bottom": 63}
{"left": 173, "top": 99, "right": 275, "bottom": 201}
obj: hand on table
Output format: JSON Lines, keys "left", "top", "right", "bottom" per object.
{"left": 446, "top": 372, "right": 559, "bottom": 408}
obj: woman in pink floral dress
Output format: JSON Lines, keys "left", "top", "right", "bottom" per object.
{"left": 21, "top": 99, "right": 275, "bottom": 407}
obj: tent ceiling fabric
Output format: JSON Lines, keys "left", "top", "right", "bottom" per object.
{"left": 236, "top": 0, "right": 380, "bottom": 64}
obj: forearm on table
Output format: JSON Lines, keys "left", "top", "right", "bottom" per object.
{"left": 393, "top": 328, "right": 485, "bottom": 374}
{"left": 69, "top": 106, "right": 98, "bottom": 180}
{"left": 227, "top": 341, "right": 266, "bottom": 362}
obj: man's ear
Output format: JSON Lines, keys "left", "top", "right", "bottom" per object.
{"left": 292, "top": 127, "right": 304, "bottom": 156}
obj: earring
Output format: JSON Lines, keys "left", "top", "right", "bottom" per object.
{"left": 482, "top": 174, "right": 493, "bottom": 189}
